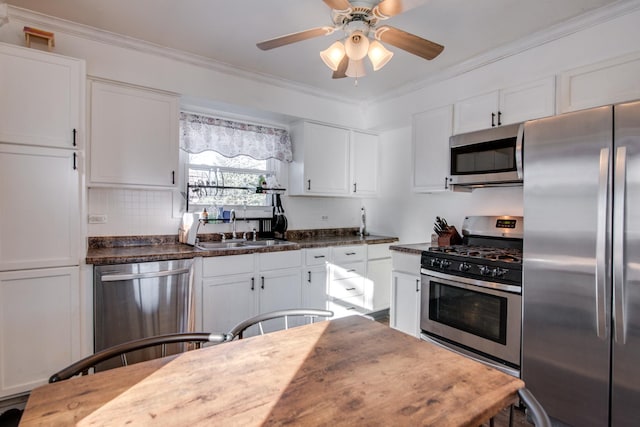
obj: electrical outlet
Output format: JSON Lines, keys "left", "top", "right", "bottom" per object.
{"left": 88, "top": 214, "right": 107, "bottom": 224}
{"left": 321, "top": 215, "right": 329, "bottom": 221}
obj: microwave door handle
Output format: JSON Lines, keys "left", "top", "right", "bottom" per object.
{"left": 516, "top": 123, "right": 524, "bottom": 179}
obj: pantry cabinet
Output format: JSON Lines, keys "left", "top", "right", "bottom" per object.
{"left": 390, "top": 251, "right": 421, "bottom": 338}
{"left": 453, "top": 77, "right": 555, "bottom": 134}
{"left": 412, "top": 105, "right": 453, "bottom": 192}
{"left": 0, "top": 266, "right": 80, "bottom": 398}
{"left": 0, "top": 43, "right": 83, "bottom": 149}
{"left": 89, "top": 79, "right": 179, "bottom": 188}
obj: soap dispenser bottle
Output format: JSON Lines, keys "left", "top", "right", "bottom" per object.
{"left": 359, "top": 207, "right": 367, "bottom": 237}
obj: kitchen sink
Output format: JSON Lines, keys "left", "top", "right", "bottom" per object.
{"left": 195, "top": 239, "right": 296, "bottom": 250}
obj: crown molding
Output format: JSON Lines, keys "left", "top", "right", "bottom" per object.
{"left": 7, "top": 5, "right": 362, "bottom": 107}
{"left": 369, "top": 0, "right": 640, "bottom": 104}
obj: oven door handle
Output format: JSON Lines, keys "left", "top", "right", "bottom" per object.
{"left": 421, "top": 269, "right": 521, "bottom": 294}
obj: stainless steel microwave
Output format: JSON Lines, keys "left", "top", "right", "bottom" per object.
{"left": 448, "top": 123, "right": 524, "bottom": 189}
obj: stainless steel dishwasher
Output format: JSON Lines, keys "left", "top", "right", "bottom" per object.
{"left": 94, "top": 259, "right": 194, "bottom": 371}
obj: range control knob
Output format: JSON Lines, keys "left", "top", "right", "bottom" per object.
{"left": 429, "top": 258, "right": 439, "bottom": 268}
{"left": 440, "top": 260, "right": 451, "bottom": 270}
{"left": 479, "top": 266, "right": 492, "bottom": 276}
{"left": 459, "top": 263, "right": 471, "bottom": 272}
{"left": 492, "top": 268, "right": 508, "bottom": 278}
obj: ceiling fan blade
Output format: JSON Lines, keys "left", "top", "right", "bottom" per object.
{"left": 375, "top": 26, "right": 444, "bottom": 60}
{"left": 332, "top": 55, "right": 349, "bottom": 79}
{"left": 323, "top": 0, "right": 352, "bottom": 11}
{"left": 257, "top": 26, "right": 334, "bottom": 50}
{"left": 373, "top": 0, "right": 426, "bottom": 18}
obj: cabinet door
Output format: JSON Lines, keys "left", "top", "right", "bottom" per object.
{"left": 390, "top": 271, "right": 421, "bottom": 338}
{"left": 291, "top": 122, "right": 350, "bottom": 196}
{"left": 365, "top": 258, "right": 392, "bottom": 312}
{"left": 558, "top": 52, "right": 640, "bottom": 113}
{"left": 0, "top": 144, "right": 79, "bottom": 270}
{"left": 453, "top": 91, "right": 499, "bottom": 134}
{"left": 258, "top": 269, "right": 303, "bottom": 332}
{"left": 303, "top": 266, "right": 328, "bottom": 311}
{"left": 499, "top": 77, "right": 555, "bottom": 125}
{"left": 201, "top": 275, "right": 256, "bottom": 335}
{"left": 412, "top": 105, "right": 453, "bottom": 192}
{"left": 0, "top": 267, "right": 80, "bottom": 398}
{"left": 0, "top": 44, "right": 82, "bottom": 149}
{"left": 89, "top": 80, "right": 178, "bottom": 187}
{"left": 350, "top": 131, "right": 378, "bottom": 196}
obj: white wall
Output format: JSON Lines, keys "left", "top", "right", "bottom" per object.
{"left": 365, "top": 127, "right": 523, "bottom": 244}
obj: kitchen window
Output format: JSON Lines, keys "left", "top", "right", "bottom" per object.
{"left": 179, "top": 112, "right": 292, "bottom": 211}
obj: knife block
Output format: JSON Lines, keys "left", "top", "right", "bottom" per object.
{"left": 437, "top": 226, "right": 463, "bottom": 246}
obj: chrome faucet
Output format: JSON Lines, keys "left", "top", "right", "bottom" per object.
{"left": 230, "top": 209, "right": 237, "bottom": 239}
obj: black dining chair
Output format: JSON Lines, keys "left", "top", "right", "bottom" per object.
{"left": 49, "top": 332, "right": 228, "bottom": 383}
{"left": 227, "top": 309, "right": 334, "bottom": 340}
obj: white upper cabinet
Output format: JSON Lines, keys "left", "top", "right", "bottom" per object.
{"left": 412, "top": 105, "right": 453, "bottom": 192}
{"left": 289, "top": 121, "right": 350, "bottom": 196}
{"left": 0, "top": 43, "right": 83, "bottom": 149}
{"left": 453, "top": 77, "right": 555, "bottom": 134}
{"left": 89, "top": 79, "right": 179, "bottom": 188}
{"left": 290, "top": 122, "right": 379, "bottom": 197}
{"left": 350, "top": 131, "right": 378, "bottom": 196}
{"left": 558, "top": 52, "right": 640, "bottom": 113}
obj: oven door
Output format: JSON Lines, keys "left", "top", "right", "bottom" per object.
{"left": 420, "top": 270, "right": 521, "bottom": 367}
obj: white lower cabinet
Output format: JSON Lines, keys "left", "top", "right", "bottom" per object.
{"left": 201, "top": 251, "right": 303, "bottom": 337}
{"left": 302, "top": 248, "right": 329, "bottom": 310}
{"left": 329, "top": 245, "right": 367, "bottom": 316}
{"left": 365, "top": 243, "right": 392, "bottom": 312}
{"left": 0, "top": 267, "right": 80, "bottom": 398}
{"left": 390, "top": 252, "right": 421, "bottom": 338}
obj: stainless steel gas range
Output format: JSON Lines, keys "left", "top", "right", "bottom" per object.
{"left": 420, "top": 215, "right": 523, "bottom": 377}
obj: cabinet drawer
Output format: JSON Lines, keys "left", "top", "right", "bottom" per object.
{"left": 258, "top": 250, "right": 302, "bottom": 271}
{"left": 330, "top": 276, "right": 365, "bottom": 299}
{"left": 203, "top": 254, "right": 254, "bottom": 277}
{"left": 331, "top": 262, "right": 365, "bottom": 281}
{"left": 331, "top": 245, "right": 366, "bottom": 263}
{"left": 305, "top": 248, "right": 329, "bottom": 266}
{"left": 328, "top": 298, "right": 366, "bottom": 317}
{"left": 367, "top": 243, "right": 392, "bottom": 260}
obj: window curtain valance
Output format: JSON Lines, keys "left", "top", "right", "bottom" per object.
{"left": 179, "top": 112, "right": 292, "bottom": 162}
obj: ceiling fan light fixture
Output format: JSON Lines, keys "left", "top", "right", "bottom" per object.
{"left": 344, "top": 30, "right": 370, "bottom": 61}
{"left": 367, "top": 40, "right": 393, "bottom": 71}
{"left": 320, "top": 40, "right": 346, "bottom": 71}
{"left": 345, "top": 58, "right": 366, "bottom": 78}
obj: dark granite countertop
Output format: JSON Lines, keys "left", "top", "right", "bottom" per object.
{"left": 389, "top": 242, "right": 432, "bottom": 255}
{"left": 87, "top": 228, "right": 398, "bottom": 265}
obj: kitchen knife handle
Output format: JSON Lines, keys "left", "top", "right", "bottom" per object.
{"left": 613, "top": 146, "right": 627, "bottom": 344}
{"left": 595, "top": 147, "right": 610, "bottom": 339}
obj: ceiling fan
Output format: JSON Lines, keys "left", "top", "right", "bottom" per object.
{"left": 256, "top": 0, "right": 444, "bottom": 80}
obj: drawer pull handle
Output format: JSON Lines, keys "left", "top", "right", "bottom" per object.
{"left": 347, "top": 269, "right": 357, "bottom": 272}
{"left": 346, "top": 306, "right": 356, "bottom": 310}
{"left": 345, "top": 287, "right": 356, "bottom": 291}
{"left": 346, "top": 252, "right": 356, "bottom": 255}
{"left": 314, "top": 255, "right": 326, "bottom": 259}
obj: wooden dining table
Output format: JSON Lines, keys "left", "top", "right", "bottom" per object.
{"left": 21, "top": 315, "right": 524, "bottom": 426}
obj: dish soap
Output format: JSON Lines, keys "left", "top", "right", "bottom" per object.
{"left": 359, "top": 207, "right": 367, "bottom": 237}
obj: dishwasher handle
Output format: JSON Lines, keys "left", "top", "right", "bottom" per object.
{"left": 100, "top": 268, "right": 191, "bottom": 282}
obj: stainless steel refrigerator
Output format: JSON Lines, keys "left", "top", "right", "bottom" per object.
{"left": 522, "top": 100, "right": 640, "bottom": 427}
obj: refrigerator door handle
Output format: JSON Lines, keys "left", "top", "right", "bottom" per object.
{"left": 516, "top": 123, "right": 524, "bottom": 179}
{"left": 613, "top": 146, "right": 627, "bottom": 344}
{"left": 595, "top": 147, "right": 610, "bottom": 339}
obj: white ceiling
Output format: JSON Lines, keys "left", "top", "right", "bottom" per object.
{"left": 6, "top": 0, "right": 623, "bottom": 101}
